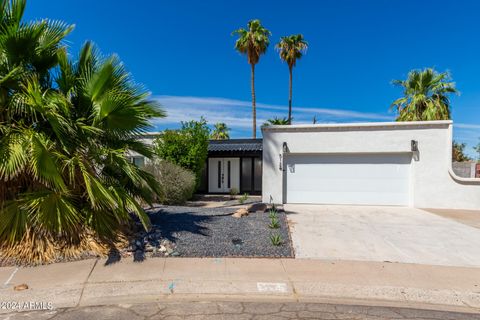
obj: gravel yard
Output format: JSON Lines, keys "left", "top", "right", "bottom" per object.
{"left": 145, "top": 205, "right": 293, "bottom": 258}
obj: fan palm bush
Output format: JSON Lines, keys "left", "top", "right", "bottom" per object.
{"left": 0, "top": 0, "right": 164, "bottom": 265}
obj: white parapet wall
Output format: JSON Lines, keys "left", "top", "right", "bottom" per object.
{"left": 126, "top": 132, "right": 160, "bottom": 166}
{"left": 262, "top": 120, "right": 480, "bottom": 210}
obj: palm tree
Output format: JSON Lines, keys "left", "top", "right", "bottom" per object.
{"left": 211, "top": 122, "right": 230, "bottom": 140}
{"left": 276, "top": 34, "right": 308, "bottom": 124}
{"left": 0, "top": 0, "right": 74, "bottom": 124}
{"left": 0, "top": 1, "right": 165, "bottom": 265}
{"left": 391, "top": 68, "right": 458, "bottom": 121}
{"left": 0, "top": 0, "right": 73, "bottom": 210}
{"left": 452, "top": 141, "right": 471, "bottom": 162}
{"left": 262, "top": 116, "right": 290, "bottom": 127}
{"left": 232, "top": 19, "right": 271, "bottom": 139}
{"left": 474, "top": 139, "right": 480, "bottom": 161}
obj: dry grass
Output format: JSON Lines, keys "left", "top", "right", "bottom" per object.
{"left": 0, "top": 227, "right": 130, "bottom": 266}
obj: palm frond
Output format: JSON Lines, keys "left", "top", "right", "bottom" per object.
{"left": 232, "top": 19, "right": 271, "bottom": 65}
{"left": 391, "top": 68, "right": 458, "bottom": 121}
{"left": 22, "top": 190, "right": 80, "bottom": 234}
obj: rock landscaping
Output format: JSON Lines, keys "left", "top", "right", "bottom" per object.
{"left": 121, "top": 204, "right": 293, "bottom": 259}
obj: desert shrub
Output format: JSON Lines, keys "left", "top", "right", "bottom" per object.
{"left": 144, "top": 160, "right": 196, "bottom": 205}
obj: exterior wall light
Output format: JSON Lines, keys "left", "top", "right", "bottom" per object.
{"left": 411, "top": 140, "right": 418, "bottom": 152}
{"left": 279, "top": 142, "right": 288, "bottom": 171}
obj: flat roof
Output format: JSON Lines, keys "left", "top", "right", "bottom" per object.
{"left": 261, "top": 120, "right": 453, "bottom": 132}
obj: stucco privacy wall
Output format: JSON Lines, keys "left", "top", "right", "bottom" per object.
{"left": 126, "top": 132, "right": 159, "bottom": 162}
{"left": 262, "top": 120, "right": 480, "bottom": 210}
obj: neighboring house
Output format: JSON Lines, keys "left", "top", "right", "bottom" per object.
{"left": 126, "top": 132, "right": 160, "bottom": 168}
{"left": 262, "top": 120, "right": 480, "bottom": 210}
{"left": 197, "top": 139, "right": 263, "bottom": 195}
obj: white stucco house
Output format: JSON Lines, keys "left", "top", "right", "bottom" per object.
{"left": 131, "top": 120, "right": 479, "bottom": 210}
{"left": 126, "top": 132, "right": 160, "bottom": 167}
{"left": 262, "top": 120, "right": 480, "bottom": 210}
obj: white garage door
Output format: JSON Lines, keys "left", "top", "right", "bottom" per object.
{"left": 285, "top": 153, "right": 411, "bottom": 205}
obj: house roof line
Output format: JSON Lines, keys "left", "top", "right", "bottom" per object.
{"left": 262, "top": 120, "right": 453, "bottom": 132}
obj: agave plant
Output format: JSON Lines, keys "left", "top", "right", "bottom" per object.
{"left": 0, "top": 0, "right": 164, "bottom": 264}
{"left": 268, "top": 208, "right": 278, "bottom": 219}
{"left": 269, "top": 232, "right": 283, "bottom": 246}
{"left": 268, "top": 216, "right": 280, "bottom": 229}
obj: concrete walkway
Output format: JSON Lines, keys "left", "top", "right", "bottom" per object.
{"left": 1, "top": 258, "right": 480, "bottom": 315}
{"left": 286, "top": 205, "right": 480, "bottom": 267}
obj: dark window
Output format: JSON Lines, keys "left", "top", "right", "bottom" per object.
{"left": 254, "top": 157, "right": 262, "bottom": 192}
{"left": 131, "top": 156, "right": 145, "bottom": 168}
{"left": 227, "top": 161, "right": 231, "bottom": 188}
{"left": 217, "top": 161, "right": 222, "bottom": 188}
{"left": 241, "top": 158, "right": 252, "bottom": 192}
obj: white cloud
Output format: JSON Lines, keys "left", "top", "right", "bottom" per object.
{"left": 152, "top": 95, "right": 393, "bottom": 131}
{"left": 150, "top": 95, "right": 480, "bottom": 157}
{"left": 454, "top": 123, "right": 480, "bottom": 130}
{"left": 294, "top": 107, "right": 393, "bottom": 121}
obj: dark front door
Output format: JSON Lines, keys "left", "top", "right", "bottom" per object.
{"left": 240, "top": 157, "right": 262, "bottom": 194}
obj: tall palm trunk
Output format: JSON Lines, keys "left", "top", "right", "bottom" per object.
{"left": 250, "top": 63, "right": 256, "bottom": 139}
{"left": 288, "top": 65, "right": 293, "bottom": 124}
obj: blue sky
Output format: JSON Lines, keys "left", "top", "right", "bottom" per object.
{"left": 25, "top": 0, "right": 480, "bottom": 157}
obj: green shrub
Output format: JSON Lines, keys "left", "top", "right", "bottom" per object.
{"left": 144, "top": 160, "right": 196, "bottom": 205}
{"left": 153, "top": 118, "right": 210, "bottom": 186}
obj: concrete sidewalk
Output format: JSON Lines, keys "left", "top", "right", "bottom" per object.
{"left": 1, "top": 258, "right": 480, "bottom": 314}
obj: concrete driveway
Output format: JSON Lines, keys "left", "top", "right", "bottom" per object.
{"left": 285, "top": 204, "right": 480, "bottom": 267}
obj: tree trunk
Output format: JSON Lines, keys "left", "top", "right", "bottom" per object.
{"left": 288, "top": 65, "right": 293, "bottom": 124}
{"left": 251, "top": 63, "right": 256, "bottom": 139}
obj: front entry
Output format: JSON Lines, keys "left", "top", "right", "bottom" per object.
{"left": 208, "top": 158, "right": 240, "bottom": 193}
